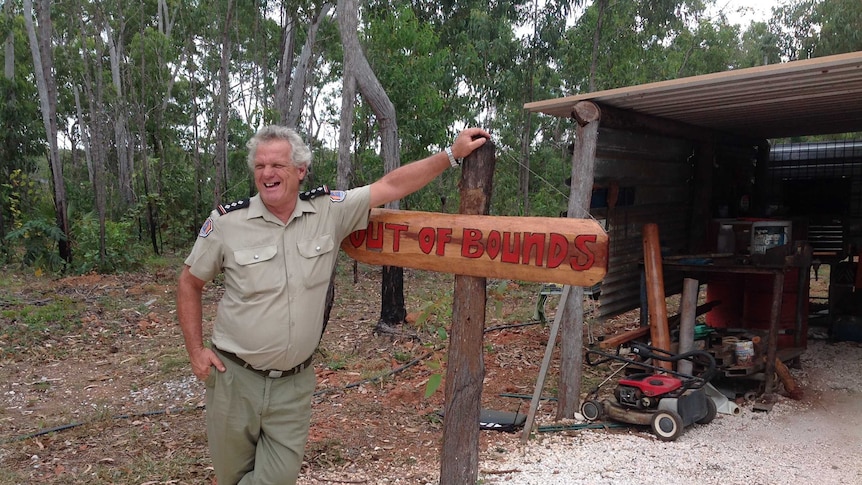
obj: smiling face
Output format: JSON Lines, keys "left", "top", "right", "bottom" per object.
{"left": 253, "top": 139, "right": 307, "bottom": 221}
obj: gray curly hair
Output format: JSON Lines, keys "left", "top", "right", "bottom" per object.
{"left": 246, "top": 126, "right": 312, "bottom": 171}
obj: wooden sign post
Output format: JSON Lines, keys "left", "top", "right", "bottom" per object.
{"left": 341, "top": 142, "right": 609, "bottom": 484}
{"left": 440, "top": 140, "right": 496, "bottom": 484}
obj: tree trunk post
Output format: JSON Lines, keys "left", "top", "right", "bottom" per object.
{"left": 556, "top": 101, "right": 600, "bottom": 419}
{"left": 440, "top": 140, "right": 495, "bottom": 484}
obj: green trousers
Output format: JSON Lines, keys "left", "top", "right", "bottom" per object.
{"left": 205, "top": 354, "right": 316, "bottom": 485}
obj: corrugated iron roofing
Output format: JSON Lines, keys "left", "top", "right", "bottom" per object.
{"left": 525, "top": 51, "right": 862, "bottom": 140}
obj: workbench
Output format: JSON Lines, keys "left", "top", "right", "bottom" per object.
{"left": 662, "top": 247, "right": 812, "bottom": 394}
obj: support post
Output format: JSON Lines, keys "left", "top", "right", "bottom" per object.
{"left": 642, "top": 223, "right": 673, "bottom": 371}
{"left": 677, "top": 278, "right": 699, "bottom": 375}
{"left": 439, "top": 140, "right": 495, "bottom": 484}
{"left": 557, "top": 101, "right": 601, "bottom": 419}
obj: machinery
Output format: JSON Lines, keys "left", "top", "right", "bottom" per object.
{"left": 581, "top": 343, "right": 717, "bottom": 441}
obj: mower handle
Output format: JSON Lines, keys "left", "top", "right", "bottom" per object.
{"left": 584, "top": 342, "right": 717, "bottom": 389}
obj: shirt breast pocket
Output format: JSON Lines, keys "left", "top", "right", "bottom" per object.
{"left": 232, "top": 245, "right": 282, "bottom": 296}
{"left": 296, "top": 234, "right": 336, "bottom": 289}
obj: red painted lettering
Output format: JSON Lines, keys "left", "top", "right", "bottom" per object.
{"left": 486, "top": 230, "right": 501, "bottom": 260}
{"left": 436, "top": 228, "right": 452, "bottom": 256}
{"left": 385, "top": 223, "right": 408, "bottom": 252}
{"left": 547, "top": 233, "right": 569, "bottom": 269}
{"left": 501, "top": 232, "right": 521, "bottom": 263}
{"left": 348, "top": 229, "right": 366, "bottom": 248}
{"left": 366, "top": 221, "right": 384, "bottom": 250}
{"left": 522, "top": 233, "right": 546, "bottom": 266}
{"left": 462, "top": 229, "right": 484, "bottom": 258}
{"left": 570, "top": 234, "right": 597, "bottom": 270}
{"left": 418, "top": 227, "right": 436, "bottom": 254}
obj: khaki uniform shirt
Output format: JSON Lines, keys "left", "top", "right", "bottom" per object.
{"left": 184, "top": 186, "right": 371, "bottom": 370}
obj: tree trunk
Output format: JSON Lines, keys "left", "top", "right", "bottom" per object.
{"left": 440, "top": 141, "right": 496, "bottom": 484}
{"left": 4, "top": 0, "right": 12, "bottom": 79}
{"left": 336, "top": 70, "right": 356, "bottom": 191}
{"left": 24, "top": 0, "right": 71, "bottom": 266}
{"left": 108, "top": 24, "right": 135, "bottom": 207}
{"left": 213, "top": 0, "right": 235, "bottom": 207}
{"left": 284, "top": 4, "right": 332, "bottom": 128}
{"left": 275, "top": 6, "right": 296, "bottom": 124}
{"left": 76, "top": 11, "right": 109, "bottom": 269}
{"left": 337, "top": 0, "right": 407, "bottom": 330}
{"left": 1, "top": 0, "right": 12, "bottom": 245}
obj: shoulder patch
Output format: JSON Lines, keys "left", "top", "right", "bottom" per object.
{"left": 198, "top": 217, "right": 214, "bottom": 238}
{"left": 299, "top": 185, "right": 330, "bottom": 201}
{"left": 329, "top": 190, "right": 347, "bottom": 203}
{"left": 217, "top": 198, "right": 250, "bottom": 215}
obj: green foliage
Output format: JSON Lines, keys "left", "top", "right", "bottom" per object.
{"left": 4, "top": 218, "right": 67, "bottom": 272}
{"left": 365, "top": 5, "right": 452, "bottom": 160}
{"left": 424, "top": 372, "right": 442, "bottom": 399}
{"left": 2, "top": 0, "right": 860, "bottom": 277}
{"left": 739, "top": 21, "right": 783, "bottom": 67}
{"left": 72, "top": 211, "right": 149, "bottom": 274}
{"left": 811, "top": 0, "right": 862, "bottom": 56}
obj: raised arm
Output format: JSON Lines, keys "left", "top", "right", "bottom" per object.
{"left": 369, "top": 128, "right": 490, "bottom": 208}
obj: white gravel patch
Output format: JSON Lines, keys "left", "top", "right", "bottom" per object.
{"left": 480, "top": 339, "right": 862, "bottom": 485}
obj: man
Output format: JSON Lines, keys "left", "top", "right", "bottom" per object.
{"left": 177, "top": 125, "right": 490, "bottom": 484}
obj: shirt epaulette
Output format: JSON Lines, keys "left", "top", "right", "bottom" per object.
{"left": 217, "top": 198, "right": 250, "bottom": 215}
{"left": 299, "top": 185, "right": 330, "bottom": 201}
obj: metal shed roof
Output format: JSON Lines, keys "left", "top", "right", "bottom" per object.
{"left": 524, "top": 51, "right": 862, "bottom": 140}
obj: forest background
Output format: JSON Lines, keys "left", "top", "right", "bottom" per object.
{"left": 1, "top": 0, "right": 860, "bottom": 275}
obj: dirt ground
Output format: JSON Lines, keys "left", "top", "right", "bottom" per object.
{"left": 0, "top": 257, "right": 841, "bottom": 484}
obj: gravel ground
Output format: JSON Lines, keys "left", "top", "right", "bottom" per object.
{"left": 479, "top": 339, "right": 862, "bottom": 485}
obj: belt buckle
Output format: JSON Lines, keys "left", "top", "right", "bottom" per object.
{"left": 267, "top": 370, "right": 284, "bottom": 378}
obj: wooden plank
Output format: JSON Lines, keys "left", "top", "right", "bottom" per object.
{"left": 342, "top": 209, "right": 608, "bottom": 287}
{"left": 597, "top": 300, "right": 719, "bottom": 349}
{"left": 521, "top": 286, "right": 570, "bottom": 444}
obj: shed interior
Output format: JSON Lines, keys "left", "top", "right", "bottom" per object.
{"left": 525, "top": 52, "right": 862, "bottom": 376}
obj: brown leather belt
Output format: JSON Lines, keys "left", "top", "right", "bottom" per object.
{"left": 214, "top": 347, "right": 312, "bottom": 379}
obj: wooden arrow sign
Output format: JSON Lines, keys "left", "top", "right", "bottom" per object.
{"left": 342, "top": 208, "right": 608, "bottom": 286}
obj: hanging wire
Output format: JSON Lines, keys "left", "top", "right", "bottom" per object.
{"left": 495, "top": 143, "right": 601, "bottom": 224}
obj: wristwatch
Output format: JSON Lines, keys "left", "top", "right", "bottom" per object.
{"left": 445, "top": 147, "right": 462, "bottom": 167}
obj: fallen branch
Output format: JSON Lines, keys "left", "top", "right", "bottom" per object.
{"left": 314, "top": 346, "right": 442, "bottom": 397}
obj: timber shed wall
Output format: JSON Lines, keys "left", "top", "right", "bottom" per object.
{"left": 589, "top": 127, "right": 695, "bottom": 319}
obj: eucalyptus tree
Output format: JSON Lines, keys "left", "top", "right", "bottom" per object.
{"left": 738, "top": 20, "right": 783, "bottom": 67}
{"left": 813, "top": 0, "right": 862, "bottom": 55}
{"left": 23, "top": 0, "right": 71, "bottom": 266}
{"left": 338, "top": 0, "right": 411, "bottom": 333}
{"left": 770, "top": 0, "right": 819, "bottom": 61}
{"left": 71, "top": 2, "right": 113, "bottom": 269}
{"left": 275, "top": 2, "right": 334, "bottom": 129}
{"left": 0, "top": 3, "right": 43, "bottom": 258}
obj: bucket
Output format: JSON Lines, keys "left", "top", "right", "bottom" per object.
{"left": 735, "top": 340, "right": 755, "bottom": 367}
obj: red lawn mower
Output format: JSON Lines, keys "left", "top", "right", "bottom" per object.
{"left": 581, "top": 343, "right": 718, "bottom": 441}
